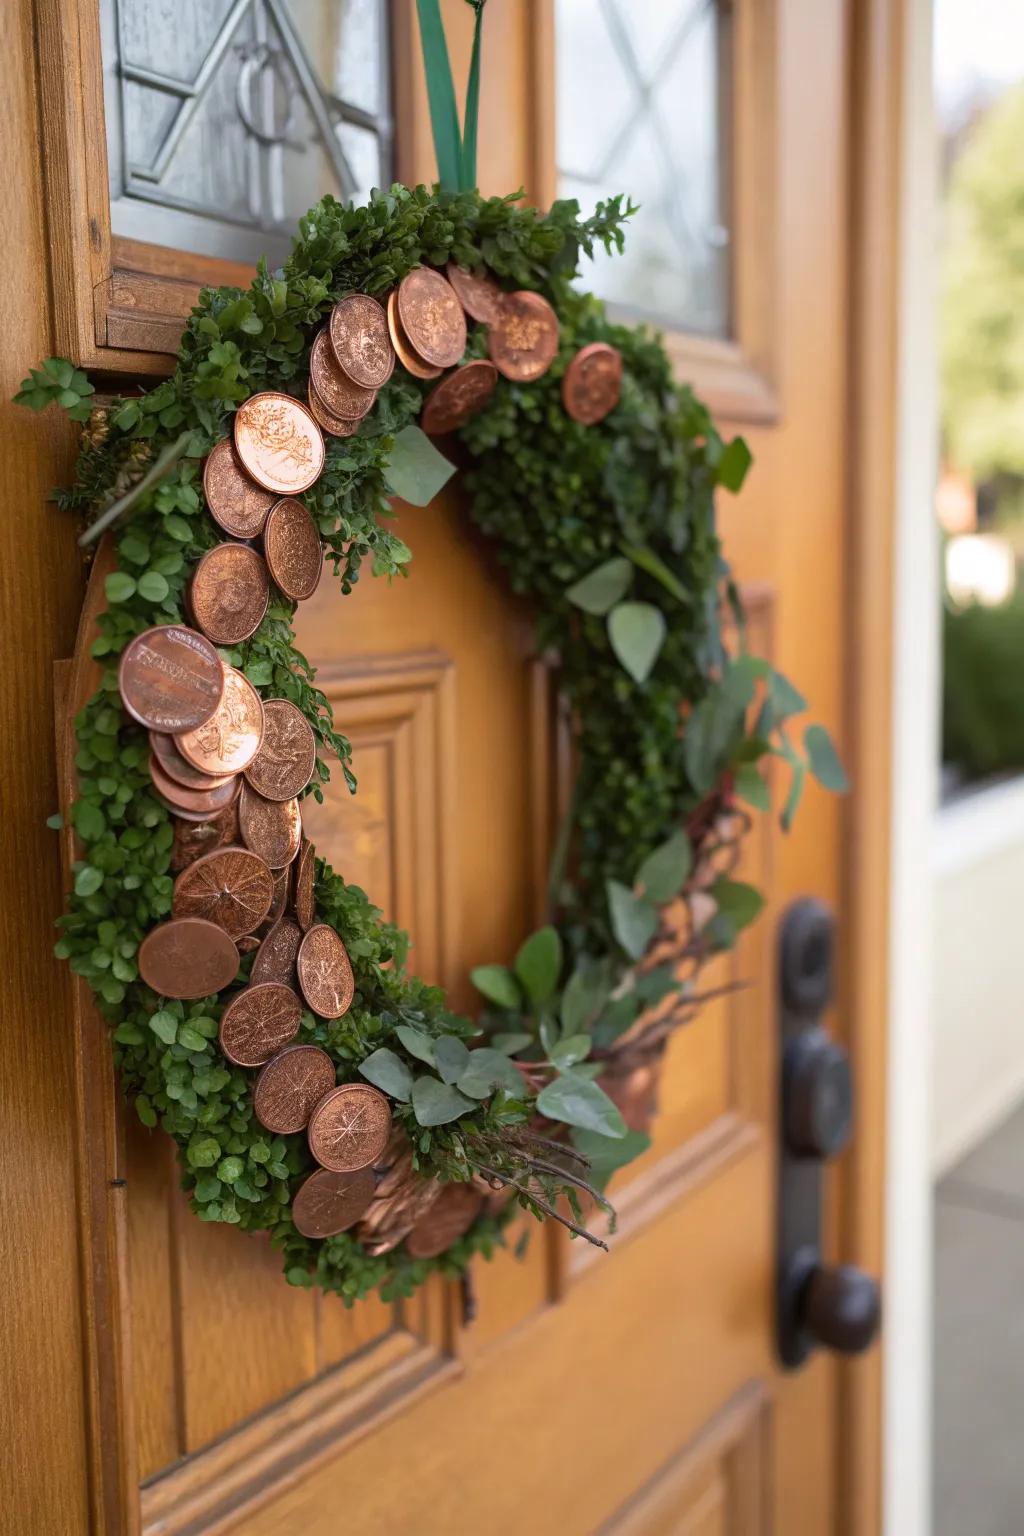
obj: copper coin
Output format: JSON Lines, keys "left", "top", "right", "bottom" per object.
{"left": 244, "top": 698, "right": 316, "bottom": 802}
{"left": 293, "top": 837, "right": 316, "bottom": 930}
{"left": 386, "top": 290, "right": 442, "bottom": 381}
{"left": 175, "top": 666, "right": 265, "bottom": 777}
{"left": 291, "top": 1166, "right": 376, "bottom": 1239}
{"left": 420, "top": 360, "right": 498, "bottom": 436}
{"left": 236, "top": 934, "right": 260, "bottom": 955}
{"left": 218, "top": 982, "right": 302, "bottom": 1067}
{"left": 253, "top": 1043, "right": 336, "bottom": 1133}
{"left": 189, "top": 543, "right": 270, "bottom": 645}
{"left": 309, "top": 328, "right": 376, "bottom": 420}
{"left": 119, "top": 625, "right": 225, "bottom": 734}
{"left": 328, "top": 294, "right": 395, "bottom": 390}
{"left": 138, "top": 917, "right": 239, "bottom": 999}
{"left": 172, "top": 845, "right": 275, "bottom": 938}
{"left": 263, "top": 498, "right": 323, "bottom": 602}
{"left": 397, "top": 268, "right": 467, "bottom": 369}
{"left": 150, "top": 732, "right": 233, "bottom": 792}
{"left": 170, "top": 803, "right": 239, "bottom": 873}
{"left": 149, "top": 755, "right": 241, "bottom": 818}
{"left": 238, "top": 781, "right": 301, "bottom": 869}
{"left": 562, "top": 341, "right": 623, "bottom": 426}
{"left": 487, "top": 290, "right": 560, "bottom": 382}
{"left": 307, "top": 383, "right": 360, "bottom": 438}
{"left": 203, "top": 438, "right": 277, "bottom": 539}
{"left": 404, "top": 1182, "right": 483, "bottom": 1258}
{"left": 234, "top": 392, "right": 325, "bottom": 496}
{"left": 251, "top": 917, "right": 304, "bottom": 986}
{"left": 446, "top": 261, "right": 503, "bottom": 325}
{"left": 263, "top": 865, "right": 291, "bottom": 931}
{"left": 297, "top": 923, "right": 354, "bottom": 1019}
{"left": 307, "top": 1083, "right": 392, "bottom": 1173}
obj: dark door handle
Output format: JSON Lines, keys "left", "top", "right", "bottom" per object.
{"left": 776, "top": 900, "right": 881, "bottom": 1368}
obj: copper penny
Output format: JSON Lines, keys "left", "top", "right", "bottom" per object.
{"left": 236, "top": 934, "right": 260, "bottom": 955}
{"left": 170, "top": 802, "right": 239, "bottom": 873}
{"left": 397, "top": 268, "right": 466, "bottom": 369}
{"left": 119, "top": 625, "right": 225, "bottom": 734}
{"left": 175, "top": 666, "right": 264, "bottom": 777}
{"left": 446, "top": 260, "right": 503, "bottom": 325}
{"left": 238, "top": 781, "right": 301, "bottom": 869}
{"left": 234, "top": 392, "right": 325, "bottom": 496}
{"left": 218, "top": 982, "right": 302, "bottom": 1067}
{"left": 263, "top": 498, "right": 323, "bottom": 602}
{"left": 251, "top": 917, "right": 304, "bottom": 985}
{"left": 309, "top": 328, "right": 376, "bottom": 420}
{"left": 307, "top": 383, "right": 360, "bottom": 438}
{"left": 291, "top": 1166, "right": 376, "bottom": 1239}
{"left": 150, "top": 731, "right": 233, "bottom": 792}
{"left": 293, "top": 837, "right": 316, "bottom": 930}
{"left": 307, "top": 1083, "right": 392, "bottom": 1172}
{"left": 297, "top": 923, "right": 354, "bottom": 1019}
{"left": 172, "top": 845, "right": 275, "bottom": 938}
{"left": 405, "top": 1182, "right": 483, "bottom": 1258}
{"left": 562, "top": 341, "right": 623, "bottom": 426}
{"left": 420, "top": 360, "right": 498, "bottom": 436}
{"left": 202, "top": 438, "right": 276, "bottom": 539}
{"left": 254, "top": 1044, "right": 336, "bottom": 1133}
{"left": 149, "top": 755, "right": 240, "bottom": 818}
{"left": 487, "top": 290, "right": 560, "bottom": 382}
{"left": 386, "top": 290, "right": 442, "bottom": 380}
{"left": 328, "top": 294, "right": 394, "bottom": 390}
{"left": 263, "top": 865, "right": 291, "bottom": 931}
{"left": 189, "top": 543, "right": 270, "bottom": 645}
{"left": 244, "top": 698, "right": 316, "bottom": 802}
{"left": 138, "top": 917, "right": 239, "bottom": 999}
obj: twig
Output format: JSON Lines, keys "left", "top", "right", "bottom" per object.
{"left": 505, "top": 1127, "right": 590, "bottom": 1165}
{"left": 469, "top": 1160, "right": 609, "bottom": 1251}
{"left": 78, "top": 430, "right": 192, "bottom": 547}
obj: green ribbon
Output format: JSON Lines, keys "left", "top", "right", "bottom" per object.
{"left": 414, "top": 0, "right": 487, "bottom": 193}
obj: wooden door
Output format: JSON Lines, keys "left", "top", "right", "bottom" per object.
{"left": 0, "top": 0, "right": 896, "bottom": 1531}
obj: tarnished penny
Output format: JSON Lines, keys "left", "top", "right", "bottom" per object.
{"left": 386, "top": 290, "right": 442, "bottom": 380}
{"left": 236, "top": 934, "right": 260, "bottom": 955}
{"left": 297, "top": 923, "right": 354, "bottom": 1018}
{"left": 149, "top": 755, "right": 240, "bottom": 818}
{"left": 291, "top": 1166, "right": 376, "bottom": 1238}
{"left": 309, "top": 328, "right": 376, "bottom": 420}
{"left": 244, "top": 698, "right": 316, "bottom": 802}
{"left": 397, "top": 268, "right": 467, "bottom": 368}
{"left": 253, "top": 1044, "right": 336, "bottom": 1133}
{"left": 172, "top": 845, "right": 275, "bottom": 938}
{"left": 150, "top": 731, "right": 233, "bottom": 792}
{"left": 238, "top": 782, "right": 301, "bottom": 869}
{"left": 421, "top": 359, "right": 498, "bottom": 436}
{"left": 119, "top": 625, "right": 225, "bottom": 733}
{"left": 203, "top": 438, "right": 276, "bottom": 539}
{"left": 328, "top": 294, "right": 394, "bottom": 389}
{"left": 263, "top": 498, "right": 322, "bottom": 602}
{"left": 234, "top": 392, "right": 325, "bottom": 495}
{"left": 404, "top": 1181, "right": 483, "bottom": 1258}
{"left": 251, "top": 917, "right": 304, "bottom": 985}
{"left": 293, "top": 837, "right": 316, "bottom": 930}
{"left": 307, "top": 383, "right": 360, "bottom": 438}
{"left": 189, "top": 543, "right": 270, "bottom": 645}
{"left": 175, "top": 667, "right": 264, "bottom": 776}
{"left": 138, "top": 917, "right": 239, "bottom": 999}
{"left": 488, "top": 290, "right": 560, "bottom": 381}
{"left": 446, "top": 260, "right": 503, "bottom": 325}
{"left": 307, "top": 1083, "right": 392, "bottom": 1172}
{"left": 218, "top": 982, "right": 302, "bottom": 1067}
{"left": 170, "top": 803, "right": 239, "bottom": 873}
{"left": 562, "top": 341, "right": 623, "bottom": 426}
{"left": 263, "top": 865, "right": 291, "bottom": 930}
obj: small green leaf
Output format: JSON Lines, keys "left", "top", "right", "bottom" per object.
{"left": 635, "top": 829, "right": 692, "bottom": 904}
{"left": 104, "top": 572, "right": 137, "bottom": 604}
{"left": 149, "top": 1010, "right": 179, "bottom": 1045}
{"left": 395, "top": 1024, "right": 436, "bottom": 1065}
{"left": 711, "top": 879, "right": 764, "bottom": 936}
{"left": 571, "top": 1127, "right": 650, "bottom": 1189}
{"left": 177, "top": 1025, "right": 208, "bottom": 1052}
{"left": 805, "top": 725, "right": 849, "bottom": 792}
{"left": 434, "top": 1035, "right": 470, "bottom": 1084}
{"left": 217, "top": 1156, "right": 244, "bottom": 1184}
{"left": 137, "top": 570, "right": 170, "bottom": 603}
{"left": 536, "top": 1071, "right": 626, "bottom": 1138}
{"left": 514, "top": 926, "right": 562, "bottom": 1006}
{"left": 620, "top": 542, "right": 688, "bottom": 604}
{"left": 458, "top": 1048, "right": 524, "bottom": 1099}
{"left": 360, "top": 1047, "right": 413, "bottom": 1100}
{"left": 193, "top": 1175, "right": 222, "bottom": 1202}
{"left": 491, "top": 1031, "right": 532, "bottom": 1055}
{"left": 768, "top": 669, "right": 807, "bottom": 724}
{"left": 560, "top": 962, "right": 610, "bottom": 1036}
{"left": 550, "top": 1034, "right": 591, "bottom": 1069}
{"left": 470, "top": 964, "right": 521, "bottom": 1011}
{"left": 384, "top": 424, "right": 456, "bottom": 506}
{"left": 718, "top": 435, "right": 753, "bottom": 492}
{"left": 607, "top": 601, "right": 666, "bottom": 684}
{"left": 74, "top": 865, "right": 104, "bottom": 897}
{"left": 566, "top": 557, "right": 631, "bottom": 616}
{"left": 606, "top": 879, "right": 658, "bottom": 960}
{"left": 186, "top": 1135, "right": 221, "bottom": 1169}
{"left": 734, "top": 764, "right": 770, "bottom": 811}
{"left": 411, "top": 1075, "right": 475, "bottom": 1126}
{"left": 72, "top": 801, "right": 106, "bottom": 841}
{"left": 135, "top": 1095, "right": 157, "bottom": 1128}
{"left": 46, "top": 812, "right": 64, "bottom": 830}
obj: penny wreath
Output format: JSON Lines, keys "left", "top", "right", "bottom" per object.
{"left": 20, "top": 33, "right": 844, "bottom": 1309}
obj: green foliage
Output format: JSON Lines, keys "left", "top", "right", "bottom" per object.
{"left": 943, "top": 596, "right": 1024, "bottom": 780}
{"left": 383, "top": 423, "right": 456, "bottom": 505}
{"left": 14, "top": 356, "right": 94, "bottom": 420}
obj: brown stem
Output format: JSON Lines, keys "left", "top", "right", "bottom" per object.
{"left": 469, "top": 1161, "right": 609, "bottom": 1252}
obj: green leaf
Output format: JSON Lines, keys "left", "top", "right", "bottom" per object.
{"left": 149, "top": 1010, "right": 179, "bottom": 1045}
{"left": 734, "top": 764, "right": 770, "bottom": 811}
{"left": 514, "top": 925, "right": 562, "bottom": 1006}
{"left": 768, "top": 669, "right": 807, "bottom": 724}
{"left": 607, "top": 601, "right": 666, "bottom": 683}
{"left": 359, "top": 1047, "right": 413, "bottom": 1101}
{"left": 550, "top": 1033, "right": 591, "bottom": 1069}
{"left": 470, "top": 964, "right": 521, "bottom": 1011}
{"left": 177, "top": 1025, "right": 208, "bottom": 1052}
{"left": 384, "top": 423, "right": 456, "bottom": 506}
{"left": 491, "top": 1031, "right": 532, "bottom": 1055}
{"left": 411, "top": 1075, "right": 475, "bottom": 1126}
{"left": 186, "top": 1135, "right": 221, "bottom": 1169}
{"left": 137, "top": 570, "right": 170, "bottom": 603}
{"left": 571, "top": 1126, "right": 650, "bottom": 1188}
{"left": 104, "top": 572, "right": 137, "bottom": 604}
{"left": 711, "top": 879, "right": 764, "bottom": 936}
{"left": 72, "top": 800, "right": 105, "bottom": 841}
{"left": 395, "top": 1024, "right": 436, "bottom": 1066}
{"left": 606, "top": 879, "right": 658, "bottom": 960}
{"left": 620, "top": 542, "right": 689, "bottom": 603}
{"left": 458, "top": 1048, "right": 523, "bottom": 1099}
{"left": 135, "top": 1096, "right": 157, "bottom": 1128}
{"left": 566, "top": 556, "right": 631, "bottom": 616}
{"left": 780, "top": 750, "right": 807, "bottom": 832}
{"left": 46, "top": 812, "right": 64, "bottom": 830}
{"left": 560, "top": 962, "right": 610, "bottom": 1036}
{"left": 434, "top": 1035, "right": 470, "bottom": 1084}
{"left": 718, "top": 436, "right": 753, "bottom": 492}
{"left": 635, "top": 829, "right": 692, "bottom": 903}
{"left": 74, "top": 865, "right": 103, "bottom": 897}
{"left": 459, "top": 0, "right": 485, "bottom": 191}
{"left": 805, "top": 725, "right": 849, "bottom": 792}
{"left": 536, "top": 1071, "right": 626, "bottom": 1138}
{"left": 414, "top": 0, "right": 462, "bottom": 191}
{"left": 217, "top": 1156, "right": 244, "bottom": 1184}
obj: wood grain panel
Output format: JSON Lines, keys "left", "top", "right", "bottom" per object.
{"left": 126, "top": 1127, "right": 179, "bottom": 1481}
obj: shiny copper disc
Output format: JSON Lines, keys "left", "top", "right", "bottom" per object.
{"left": 487, "top": 290, "right": 560, "bottom": 382}
{"left": 202, "top": 438, "right": 277, "bottom": 539}
{"left": 238, "top": 782, "right": 301, "bottom": 869}
{"left": 262, "top": 865, "right": 291, "bottom": 932}
{"left": 218, "top": 982, "right": 302, "bottom": 1067}
{"left": 119, "top": 625, "right": 225, "bottom": 734}
{"left": 291, "top": 1166, "right": 376, "bottom": 1239}
{"left": 263, "top": 497, "right": 323, "bottom": 602}
{"left": 148, "top": 755, "right": 240, "bottom": 819}
{"left": 420, "top": 359, "right": 498, "bottom": 436}
{"left": 243, "top": 698, "right": 316, "bottom": 802}
{"left": 445, "top": 260, "right": 503, "bottom": 325}
{"left": 561, "top": 341, "right": 623, "bottom": 426}
{"left": 404, "top": 1181, "right": 484, "bottom": 1258}
{"left": 386, "top": 290, "right": 442, "bottom": 380}
{"left": 172, "top": 845, "right": 275, "bottom": 938}
{"left": 309, "top": 328, "right": 377, "bottom": 420}
{"left": 170, "top": 803, "right": 240, "bottom": 873}
{"left": 293, "top": 836, "right": 316, "bottom": 930}
{"left": 189, "top": 543, "right": 270, "bottom": 645}
{"left": 251, "top": 917, "right": 304, "bottom": 986}
{"left": 253, "top": 1044, "right": 337, "bottom": 1133}
{"left": 307, "top": 1083, "right": 392, "bottom": 1173}
{"left": 306, "top": 383, "right": 360, "bottom": 438}
{"left": 175, "top": 667, "right": 264, "bottom": 777}
{"left": 297, "top": 923, "right": 354, "bottom": 1019}
{"left": 138, "top": 917, "right": 239, "bottom": 999}
{"left": 328, "top": 294, "right": 395, "bottom": 389}
{"left": 150, "top": 731, "right": 233, "bottom": 792}
{"left": 233, "top": 392, "right": 325, "bottom": 495}
{"left": 396, "top": 267, "right": 466, "bottom": 368}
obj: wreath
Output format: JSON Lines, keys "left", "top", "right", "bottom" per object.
{"left": 20, "top": 7, "right": 844, "bottom": 1307}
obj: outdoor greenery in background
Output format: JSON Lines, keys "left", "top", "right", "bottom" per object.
{"left": 944, "top": 597, "right": 1024, "bottom": 781}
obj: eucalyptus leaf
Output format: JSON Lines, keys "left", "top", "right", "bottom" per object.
{"left": 635, "top": 829, "right": 692, "bottom": 903}
{"left": 572, "top": 1127, "right": 651, "bottom": 1189}
{"left": 470, "top": 964, "right": 521, "bottom": 1011}
{"left": 560, "top": 961, "right": 610, "bottom": 1036}
{"left": 566, "top": 556, "right": 632, "bottom": 615}
{"left": 718, "top": 435, "right": 752, "bottom": 492}
{"left": 433, "top": 1035, "right": 470, "bottom": 1084}
{"left": 710, "top": 878, "right": 764, "bottom": 935}
{"left": 411, "top": 1075, "right": 475, "bottom": 1126}
{"left": 805, "top": 725, "right": 849, "bottom": 792}
{"left": 491, "top": 1031, "right": 532, "bottom": 1055}
{"left": 514, "top": 925, "right": 563, "bottom": 1006}
{"left": 396, "top": 1023, "right": 436, "bottom": 1066}
{"left": 549, "top": 1033, "right": 591, "bottom": 1069}
{"left": 606, "top": 879, "right": 658, "bottom": 960}
{"left": 536, "top": 1071, "right": 626, "bottom": 1138}
{"left": 384, "top": 424, "right": 456, "bottom": 506}
{"left": 458, "top": 1048, "right": 524, "bottom": 1099}
{"left": 359, "top": 1047, "right": 413, "bottom": 1101}
{"left": 607, "top": 601, "right": 666, "bottom": 684}
{"left": 734, "top": 763, "right": 770, "bottom": 811}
